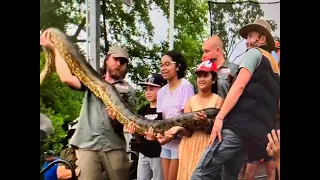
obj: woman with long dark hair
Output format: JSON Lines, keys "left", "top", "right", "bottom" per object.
{"left": 146, "top": 50, "right": 195, "bottom": 180}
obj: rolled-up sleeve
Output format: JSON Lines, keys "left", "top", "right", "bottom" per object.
{"left": 239, "top": 48, "right": 262, "bottom": 74}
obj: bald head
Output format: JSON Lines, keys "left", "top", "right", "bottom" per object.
{"left": 204, "top": 35, "right": 224, "bottom": 50}
{"left": 202, "top": 35, "right": 225, "bottom": 64}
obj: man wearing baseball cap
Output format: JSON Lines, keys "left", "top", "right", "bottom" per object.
{"left": 192, "top": 19, "right": 280, "bottom": 180}
{"left": 126, "top": 73, "right": 166, "bottom": 180}
{"left": 41, "top": 30, "right": 136, "bottom": 180}
{"left": 70, "top": 46, "right": 135, "bottom": 180}
{"left": 41, "top": 150, "right": 60, "bottom": 180}
{"left": 101, "top": 46, "right": 130, "bottom": 76}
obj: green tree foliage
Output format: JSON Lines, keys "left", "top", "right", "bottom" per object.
{"left": 40, "top": 0, "right": 278, "bottom": 158}
{"left": 154, "top": 0, "right": 209, "bottom": 67}
{"left": 40, "top": 0, "right": 83, "bottom": 51}
{"left": 40, "top": 0, "right": 83, "bottom": 31}
{"left": 40, "top": 52, "right": 84, "bottom": 155}
{"left": 206, "top": 0, "right": 278, "bottom": 62}
{"left": 150, "top": 0, "right": 210, "bottom": 90}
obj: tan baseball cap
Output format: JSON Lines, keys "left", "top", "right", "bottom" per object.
{"left": 107, "top": 46, "right": 130, "bottom": 62}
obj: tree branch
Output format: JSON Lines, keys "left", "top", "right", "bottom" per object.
{"left": 101, "top": 0, "right": 109, "bottom": 52}
{"left": 226, "top": 34, "right": 236, "bottom": 59}
{"left": 227, "top": 39, "right": 245, "bottom": 61}
{"left": 75, "top": 39, "right": 87, "bottom": 42}
{"left": 230, "top": 39, "right": 244, "bottom": 54}
{"left": 73, "top": 17, "right": 86, "bottom": 39}
{"left": 227, "top": 37, "right": 243, "bottom": 60}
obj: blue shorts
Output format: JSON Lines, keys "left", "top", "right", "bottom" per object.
{"left": 160, "top": 147, "right": 178, "bottom": 160}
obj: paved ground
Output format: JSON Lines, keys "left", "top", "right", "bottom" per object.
{"left": 251, "top": 163, "right": 268, "bottom": 180}
{"left": 129, "top": 141, "right": 270, "bottom": 180}
{"left": 130, "top": 163, "right": 269, "bottom": 180}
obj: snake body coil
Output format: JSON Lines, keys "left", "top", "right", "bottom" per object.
{"left": 40, "top": 28, "right": 220, "bottom": 135}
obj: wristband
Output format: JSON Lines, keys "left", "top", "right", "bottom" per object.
{"left": 215, "top": 116, "right": 223, "bottom": 121}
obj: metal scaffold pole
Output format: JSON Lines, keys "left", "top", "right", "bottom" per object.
{"left": 85, "top": 0, "right": 90, "bottom": 62}
{"left": 168, "top": 0, "right": 174, "bottom": 50}
{"left": 88, "top": 0, "right": 101, "bottom": 72}
{"left": 85, "top": 0, "right": 132, "bottom": 72}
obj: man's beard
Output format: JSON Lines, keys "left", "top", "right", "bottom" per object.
{"left": 108, "top": 68, "right": 122, "bottom": 80}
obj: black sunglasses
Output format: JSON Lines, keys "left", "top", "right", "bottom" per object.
{"left": 119, "top": 57, "right": 129, "bottom": 65}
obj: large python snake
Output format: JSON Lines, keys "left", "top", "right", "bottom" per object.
{"left": 40, "top": 28, "right": 220, "bottom": 135}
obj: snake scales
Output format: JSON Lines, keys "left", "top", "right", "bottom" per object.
{"left": 40, "top": 28, "right": 220, "bottom": 135}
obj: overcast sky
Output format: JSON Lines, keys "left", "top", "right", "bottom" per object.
{"left": 68, "top": 0, "right": 279, "bottom": 85}
{"left": 72, "top": 0, "right": 279, "bottom": 63}
{"left": 149, "top": 0, "right": 280, "bottom": 64}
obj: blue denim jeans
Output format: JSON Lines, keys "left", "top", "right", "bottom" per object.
{"left": 191, "top": 128, "right": 246, "bottom": 180}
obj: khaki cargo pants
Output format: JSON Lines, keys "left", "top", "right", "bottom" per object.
{"left": 77, "top": 149, "right": 131, "bottom": 180}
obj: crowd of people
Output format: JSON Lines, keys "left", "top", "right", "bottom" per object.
{"left": 40, "top": 18, "right": 280, "bottom": 180}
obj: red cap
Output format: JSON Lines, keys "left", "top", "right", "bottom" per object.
{"left": 202, "top": 57, "right": 211, "bottom": 62}
{"left": 275, "top": 40, "right": 280, "bottom": 49}
{"left": 195, "top": 60, "right": 218, "bottom": 73}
